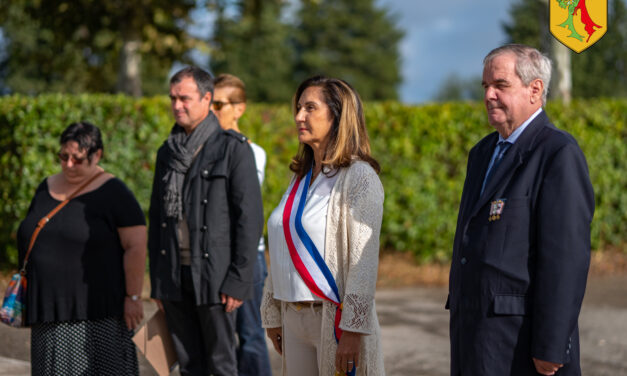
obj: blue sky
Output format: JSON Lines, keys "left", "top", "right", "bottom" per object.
{"left": 378, "top": 0, "right": 514, "bottom": 103}
{"left": 189, "top": 0, "right": 515, "bottom": 104}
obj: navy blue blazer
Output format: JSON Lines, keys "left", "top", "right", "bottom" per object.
{"left": 448, "top": 110, "right": 594, "bottom": 375}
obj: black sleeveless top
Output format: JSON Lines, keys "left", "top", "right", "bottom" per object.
{"left": 17, "top": 178, "right": 145, "bottom": 325}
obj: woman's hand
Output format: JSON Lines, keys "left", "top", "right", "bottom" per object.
{"left": 118, "top": 225, "right": 146, "bottom": 331}
{"left": 335, "top": 331, "right": 362, "bottom": 374}
{"left": 124, "top": 297, "right": 144, "bottom": 330}
{"left": 266, "top": 327, "right": 283, "bottom": 355}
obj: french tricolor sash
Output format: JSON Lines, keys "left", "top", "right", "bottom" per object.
{"left": 282, "top": 168, "right": 356, "bottom": 376}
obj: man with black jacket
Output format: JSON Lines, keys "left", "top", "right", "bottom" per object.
{"left": 148, "top": 66, "right": 264, "bottom": 375}
{"left": 448, "top": 45, "right": 594, "bottom": 376}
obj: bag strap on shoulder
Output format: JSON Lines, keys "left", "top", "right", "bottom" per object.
{"left": 20, "top": 171, "right": 105, "bottom": 275}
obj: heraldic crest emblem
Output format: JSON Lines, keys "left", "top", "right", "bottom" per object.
{"left": 550, "top": 0, "right": 607, "bottom": 53}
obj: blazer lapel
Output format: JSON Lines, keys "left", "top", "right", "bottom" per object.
{"left": 466, "top": 110, "right": 548, "bottom": 222}
{"left": 459, "top": 134, "right": 498, "bottom": 223}
{"left": 473, "top": 144, "right": 523, "bottom": 212}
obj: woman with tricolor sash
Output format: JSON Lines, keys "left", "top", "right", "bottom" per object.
{"left": 261, "top": 76, "right": 385, "bottom": 375}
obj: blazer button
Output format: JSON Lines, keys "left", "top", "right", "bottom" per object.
{"left": 201, "top": 225, "right": 208, "bottom": 232}
{"left": 461, "top": 257, "right": 467, "bottom": 265}
{"left": 203, "top": 252, "right": 209, "bottom": 258}
{"left": 160, "top": 249, "right": 166, "bottom": 255}
{"left": 202, "top": 199, "right": 208, "bottom": 205}
{"left": 161, "top": 222, "right": 167, "bottom": 228}
{"left": 202, "top": 169, "right": 209, "bottom": 177}
{"left": 566, "top": 349, "right": 570, "bottom": 355}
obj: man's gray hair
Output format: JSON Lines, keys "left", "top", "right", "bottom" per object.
{"left": 484, "top": 44, "right": 552, "bottom": 104}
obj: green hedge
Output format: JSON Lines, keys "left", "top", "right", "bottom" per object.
{"left": 1, "top": 95, "right": 625, "bottom": 267}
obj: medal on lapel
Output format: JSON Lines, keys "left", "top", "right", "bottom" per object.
{"left": 489, "top": 199, "right": 507, "bottom": 221}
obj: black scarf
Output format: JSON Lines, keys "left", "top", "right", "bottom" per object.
{"left": 162, "top": 113, "right": 219, "bottom": 219}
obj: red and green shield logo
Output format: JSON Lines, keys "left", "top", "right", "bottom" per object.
{"left": 550, "top": 0, "right": 607, "bottom": 53}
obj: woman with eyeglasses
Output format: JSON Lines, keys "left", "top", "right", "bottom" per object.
{"left": 16, "top": 122, "right": 146, "bottom": 375}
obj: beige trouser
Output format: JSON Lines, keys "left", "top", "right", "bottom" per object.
{"left": 283, "top": 302, "right": 323, "bottom": 376}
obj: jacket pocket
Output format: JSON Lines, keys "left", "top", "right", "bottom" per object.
{"left": 502, "top": 196, "right": 530, "bottom": 223}
{"left": 200, "top": 162, "right": 227, "bottom": 179}
{"left": 493, "top": 294, "right": 528, "bottom": 316}
{"left": 199, "top": 162, "right": 228, "bottom": 200}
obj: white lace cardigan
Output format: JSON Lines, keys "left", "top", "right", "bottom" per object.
{"left": 261, "top": 160, "right": 385, "bottom": 375}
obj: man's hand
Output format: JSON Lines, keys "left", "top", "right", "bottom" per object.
{"left": 266, "top": 327, "right": 283, "bottom": 355}
{"left": 335, "top": 331, "right": 362, "bottom": 374}
{"left": 124, "top": 297, "right": 144, "bottom": 330}
{"left": 533, "top": 357, "right": 563, "bottom": 375}
{"left": 220, "top": 293, "right": 243, "bottom": 312}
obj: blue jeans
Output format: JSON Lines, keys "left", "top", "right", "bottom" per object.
{"left": 236, "top": 251, "right": 272, "bottom": 376}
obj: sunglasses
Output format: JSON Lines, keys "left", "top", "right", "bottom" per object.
{"left": 212, "top": 101, "right": 241, "bottom": 111}
{"left": 58, "top": 152, "right": 87, "bottom": 165}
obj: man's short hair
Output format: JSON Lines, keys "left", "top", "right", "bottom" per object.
{"left": 170, "top": 66, "right": 214, "bottom": 98}
{"left": 484, "top": 44, "right": 552, "bottom": 104}
{"left": 214, "top": 73, "right": 247, "bottom": 103}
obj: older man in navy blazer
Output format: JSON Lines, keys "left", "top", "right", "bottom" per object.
{"left": 448, "top": 44, "right": 594, "bottom": 375}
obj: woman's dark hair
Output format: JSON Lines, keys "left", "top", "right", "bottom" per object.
{"left": 290, "top": 75, "right": 380, "bottom": 178}
{"left": 60, "top": 122, "right": 104, "bottom": 162}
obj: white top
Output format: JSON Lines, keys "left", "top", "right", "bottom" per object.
{"left": 250, "top": 142, "right": 266, "bottom": 186}
{"left": 261, "top": 162, "right": 386, "bottom": 375}
{"left": 267, "top": 170, "right": 339, "bottom": 302}
{"left": 250, "top": 142, "right": 267, "bottom": 253}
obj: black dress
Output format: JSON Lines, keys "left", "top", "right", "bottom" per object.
{"left": 17, "top": 177, "right": 145, "bottom": 376}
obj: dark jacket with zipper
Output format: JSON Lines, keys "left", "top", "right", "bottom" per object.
{"left": 148, "top": 116, "right": 264, "bottom": 305}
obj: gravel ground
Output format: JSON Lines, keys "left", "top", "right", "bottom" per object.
{"left": 1, "top": 273, "right": 626, "bottom": 375}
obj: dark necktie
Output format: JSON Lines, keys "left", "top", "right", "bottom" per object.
{"left": 480, "top": 141, "right": 512, "bottom": 195}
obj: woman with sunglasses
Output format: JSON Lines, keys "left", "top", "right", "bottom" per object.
{"left": 212, "top": 73, "right": 273, "bottom": 376}
{"left": 16, "top": 122, "right": 146, "bottom": 375}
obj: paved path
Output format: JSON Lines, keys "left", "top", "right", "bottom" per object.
{"left": 1, "top": 274, "right": 626, "bottom": 375}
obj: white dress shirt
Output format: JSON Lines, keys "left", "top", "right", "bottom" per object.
{"left": 267, "top": 170, "right": 339, "bottom": 302}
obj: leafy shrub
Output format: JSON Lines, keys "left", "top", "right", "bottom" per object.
{"left": 0, "top": 95, "right": 625, "bottom": 267}
{"left": 0, "top": 94, "right": 171, "bottom": 266}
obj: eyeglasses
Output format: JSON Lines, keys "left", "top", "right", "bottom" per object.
{"left": 212, "top": 101, "right": 241, "bottom": 111}
{"left": 58, "top": 152, "right": 87, "bottom": 165}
